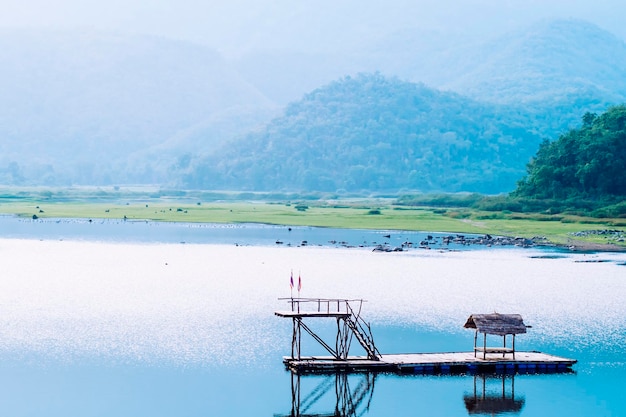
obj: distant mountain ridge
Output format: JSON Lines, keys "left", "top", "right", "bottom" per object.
{"left": 0, "top": 29, "right": 276, "bottom": 184}
{"left": 235, "top": 19, "right": 626, "bottom": 109}
{"left": 442, "top": 19, "right": 626, "bottom": 105}
{"left": 0, "top": 19, "right": 625, "bottom": 193}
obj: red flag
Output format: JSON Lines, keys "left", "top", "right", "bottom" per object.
{"left": 298, "top": 273, "right": 302, "bottom": 292}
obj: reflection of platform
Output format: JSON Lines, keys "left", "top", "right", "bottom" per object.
{"left": 285, "top": 351, "right": 576, "bottom": 374}
{"left": 275, "top": 373, "right": 376, "bottom": 417}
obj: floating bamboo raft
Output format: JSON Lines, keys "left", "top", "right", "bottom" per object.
{"left": 276, "top": 298, "right": 577, "bottom": 375}
{"left": 283, "top": 351, "right": 576, "bottom": 374}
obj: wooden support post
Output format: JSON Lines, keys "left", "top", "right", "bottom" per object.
{"left": 297, "top": 318, "right": 301, "bottom": 359}
{"left": 503, "top": 334, "right": 506, "bottom": 358}
{"left": 291, "top": 318, "right": 296, "bottom": 359}
{"left": 336, "top": 317, "right": 349, "bottom": 360}
{"left": 483, "top": 333, "right": 487, "bottom": 360}
{"left": 474, "top": 330, "right": 478, "bottom": 358}
{"left": 513, "top": 334, "right": 516, "bottom": 360}
{"left": 291, "top": 317, "right": 302, "bottom": 360}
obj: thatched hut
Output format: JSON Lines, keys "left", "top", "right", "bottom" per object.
{"left": 464, "top": 313, "right": 529, "bottom": 359}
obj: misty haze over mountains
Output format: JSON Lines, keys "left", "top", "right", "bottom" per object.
{"left": 1, "top": 17, "right": 625, "bottom": 193}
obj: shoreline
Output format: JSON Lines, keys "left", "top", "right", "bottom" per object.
{"left": 556, "top": 241, "right": 626, "bottom": 253}
{"left": 1, "top": 214, "right": 625, "bottom": 253}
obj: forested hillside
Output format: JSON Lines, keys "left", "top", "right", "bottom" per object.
{"left": 515, "top": 106, "right": 626, "bottom": 200}
{"left": 179, "top": 74, "right": 543, "bottom": 193}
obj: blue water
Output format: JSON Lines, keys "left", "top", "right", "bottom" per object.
{"left": 0, "top": 332, "right": 622, "bottom": 416}
{"left": 0, "top": 215, "right": 624, "bottom": 416}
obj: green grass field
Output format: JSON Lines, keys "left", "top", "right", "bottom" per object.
{"left": 1, "top": 188, "right": 624, "bottom": 250}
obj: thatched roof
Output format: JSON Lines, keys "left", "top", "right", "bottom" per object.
{"left": 464, "top": 313, "right": 528, "bottom": 336}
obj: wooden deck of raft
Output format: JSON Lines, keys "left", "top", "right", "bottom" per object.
{"left": 284, "top": 351, "right": 576, "bottom": 374}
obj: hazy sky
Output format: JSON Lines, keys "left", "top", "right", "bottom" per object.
{"left": 2, "top": 0, "right": 625, "bottom": 56}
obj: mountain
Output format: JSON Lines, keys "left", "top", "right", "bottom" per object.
{"left": 441, "top": 20, "right": 626, "bottom": 102}
{"left": 0, "top": 29, "right": 276, "bottom": 185}
{"left": 233, "top": 19, "right": 626, "bottom": 111}
{"left": 1, "top": 19, "right": 625, "bottom": 193}
{"left": 357, "top": 20, "right": 626, "bottom": 136}
{"left": 179, "top": 73, "right": 543, "bottom": 194}
{"left": 180, "top": 19, "right": 626, "bottom": 194}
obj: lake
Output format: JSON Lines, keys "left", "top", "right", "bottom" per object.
{"left": 0, "top": 217, "right": 624, "bottom": 416}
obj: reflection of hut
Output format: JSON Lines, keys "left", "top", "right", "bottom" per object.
{"left": 464, "top": 313, "right": 529, "bottom": 359}
{"left": 464, "top": 374, "right": 525, "bottom": 415}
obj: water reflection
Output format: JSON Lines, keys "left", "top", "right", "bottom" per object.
{"left": 464, "top": 374, "right": 525, "bottom": 415}
{"left": 280, "top": 372, "right": 585, "bottom": 417}
{"left": 278, "top": 373, "right": 376, "bottom": 417}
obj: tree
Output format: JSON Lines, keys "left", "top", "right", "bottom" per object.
{"left": 514, "top": 105, "right": 626, "bottom": 200}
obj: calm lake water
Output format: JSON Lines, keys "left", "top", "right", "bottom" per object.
{"left": 1, "top": 215, "right": 497, "bottom": 249}
{"left": 0, "top": 216, "right": 624, "bottom": 416}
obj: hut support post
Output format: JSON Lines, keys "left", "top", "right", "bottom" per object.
{"left": 513, "top": 334, "right": 516, "bottom": 359}
{"left": 474, "top": 330, "right": 478, "bottom": 358}
{"left": 503, "top": 335, "right": 506, "bottom": 358}
{"left": 483, "top": 333, "right": 487, "bottom": 360}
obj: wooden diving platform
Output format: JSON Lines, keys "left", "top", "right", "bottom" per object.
{"left": 283, "top": 351, "right": 577, "bottom": 374}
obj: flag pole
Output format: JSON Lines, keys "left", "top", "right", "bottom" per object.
{"left": 298, "top": 270, "right": 302, "bottom": 297}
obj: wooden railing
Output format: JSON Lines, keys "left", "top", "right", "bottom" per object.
{"left": 278, "top": 297, "right": 365, "bottom": 314}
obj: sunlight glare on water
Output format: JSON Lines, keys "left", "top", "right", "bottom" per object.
{"left": 0, "top": 239, "right": 625, "bottom": 367}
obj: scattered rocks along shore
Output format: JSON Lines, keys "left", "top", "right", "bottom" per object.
{"left": 373, "top": 234, "right": 552, "bottom": 252}
{"left": 371, "top": 231, "right": 626, "bottom": 253}
{"left": 570, "top": 229, "right": 625, "bottom": 242}
{"left": 565, "top": 229, "right": 626, "bottom": 252}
